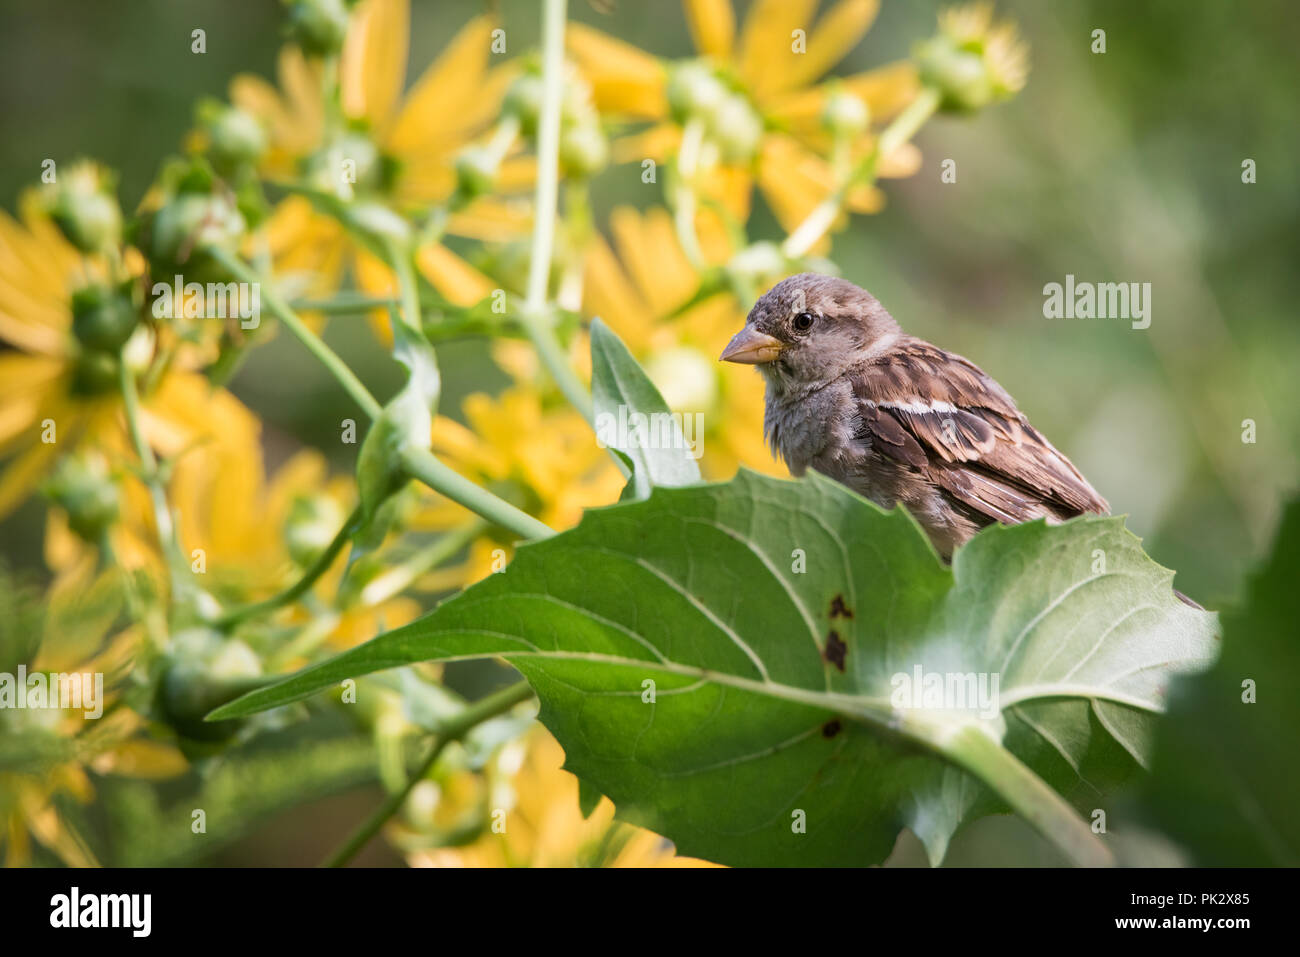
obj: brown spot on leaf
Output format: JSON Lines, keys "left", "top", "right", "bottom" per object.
{"left": 829, "top": 595, "right": 853, "bottom": 619}
{"left": 822, "top": 719, "right": 842, "bottom": 738}
{"left": 824, "top": 630, "right": 847, "bottom": 672}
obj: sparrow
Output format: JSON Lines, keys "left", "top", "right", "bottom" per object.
{"left": 720, "top": 273, "right": 1109, "bottom": 560}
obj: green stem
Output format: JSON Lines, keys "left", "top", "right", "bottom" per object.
{"left": 782, "top": 86, "right": 941, "bottom": 259}
{"left": 398, "top": 446, "right": 554, "bottom": 541}
{"left": 322, "top": 680, "right": 536, "bottom": 867}
{"left": 212, "top": 505, "right": 364, "bottom": 631}
{"left": 117, "top": 358, "right": 181, "bottom": 584}
{"left": 516, "top": 0, "right": 596, "bottom": 425}
{"left": 929, "top": 721, "right": 1114, "bottom": 868}
{"left": 354, "top": 520, "right": 486, "bottom": 607}
{"left": 209, "top": 247, "right": 383, "bottom": 420}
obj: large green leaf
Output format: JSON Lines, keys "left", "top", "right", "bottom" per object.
{"left": 589, "top": 317, "right": 700, "bottom": 499}
{"left": 211, "top": 470, "right": 1217, "bottom": 866}
{"left": 1142, "top": 496, "right": 1299, "bottom": 865}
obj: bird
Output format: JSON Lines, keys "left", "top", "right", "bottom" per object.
{"left": 720, "top": 273, "right": 1109, "bottom": 561}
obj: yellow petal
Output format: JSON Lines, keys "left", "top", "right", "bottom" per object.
{"left": 783, "top": 0, "right": 880, "bottom": 90}
{"left": 737, "top": 0, "right": 816, "bottom": 99}
{"left": 567, "top": 24, "right": 666, "bottom": 119}
{"left": 341, "top": 0, "right": 409, "bottom": 136}
{"left": 387, "top": 16, "right": 497, "bottom": 155}
{"left": 415, "top": 243, "right": 495, "bottom": 306}
{"left": 683, "top": 0, "right": 735, "bottom": 58}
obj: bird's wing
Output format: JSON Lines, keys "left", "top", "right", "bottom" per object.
{"left": 848, "top": 339, "right": 1108, "bottom": 524}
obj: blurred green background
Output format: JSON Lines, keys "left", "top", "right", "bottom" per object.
{"left": 0, "top": 0, "right": 1295, "bottom": 865}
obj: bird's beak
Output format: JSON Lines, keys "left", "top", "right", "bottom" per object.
{"left": 720, "top": 328, "right": 784, "bottom": 364}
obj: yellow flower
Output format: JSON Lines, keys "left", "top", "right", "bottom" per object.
{"left": 165, "top": 425, "right": 420, "bottom": 653}
{"left": 0, "top": 190, "right": 257, "bottom": 525}
{"left": 569, "top": 0, "right": 924, "bottom": 236}
{"left": 1, "top": 569, "right": 187, "bottom": 867}
{"left": 229, "top": 1, "right": 530, "bottom": 314}
{"left": 409, "top": 729, "right": 718, "bottom": 867}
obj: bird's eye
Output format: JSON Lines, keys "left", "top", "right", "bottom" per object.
{"left": 792, "top": 312, "right": 816, "bottom": 333}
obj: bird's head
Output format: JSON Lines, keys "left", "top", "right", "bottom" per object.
{"left": 720, "top": 273, "right": 901, "bottom": 390}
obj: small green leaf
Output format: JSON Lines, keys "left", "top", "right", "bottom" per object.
{"left": 211, "top": 471, "right": 1216, "bottom": 866}
{"left": 589, "top": 318, "right": 700, "bottom": 500}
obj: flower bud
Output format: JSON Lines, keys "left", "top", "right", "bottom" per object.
{"left": 45, "top": 161, "right": 122, "bottom": 254}
{"left": 503, "top": 72, "right": 545, "bottom": 137}
{"left": 206, "top": 104, "right": 267, "bottom": 170}
{"left": 42, "top": 452, "right": 118, "bottom": 543}
{"left": 454, "top": 146, "right": 499, "bottom": 200}
{"left": 644, "top": 346, "right": 719, "bottom": 418}
{"left": 159, "top": 629, "right": 264, "bottom": 743}
{"left": 71, "top": 282, "right": 139, "bottom": 353}
{"left": 667, "top": 61, "right": 727, "bottom": 124}
{"left": 727, "top": 241, "right": 787, "bottom": 286}
{"left": 303, "top": 132, "right": 385, "bottom": 198}
{"left": 822, "top": 89, "right": 871, "bottom": 139}
{"left": 705, "top": 93, "right": 763, "bottom": 163}
{"left": 559, "top": 122, "right": 609, "bottom": 178}
{"left": 286, "top": 0, "right": 351, "bottom": 57}
{"left": 914, "top": 5, "right": 1028, "bottom": 113}
{"left": 284, "top": 493, "right": 348, "bottom": 568}
{"left": 150, "top": 192, "right": 246, "bottom": 267}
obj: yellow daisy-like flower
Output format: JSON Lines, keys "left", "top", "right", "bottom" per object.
{"left": 1, "top": 569, "right": 187, "bottom": 867}
{"left": 0, "top": 190, "right": 257, "bottom": 526}
{"left": 165, "top": 426, "right": 420, "bottom": 653}
{"left": 569, "top": 0, "right": 924, "bottom": 236}
{"left": 230, "top": 0, "right": 529, "bottom": 313}
{"left": 409, "top": 729, "right": 718, "bottom": 867}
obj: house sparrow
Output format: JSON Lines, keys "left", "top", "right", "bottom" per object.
{"left": 720, "top": 273, "right": 1108, "bottom": 560}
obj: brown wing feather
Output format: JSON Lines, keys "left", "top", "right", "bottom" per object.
{"left": 850, "top": 338, "right": 1108, "bottom": 524}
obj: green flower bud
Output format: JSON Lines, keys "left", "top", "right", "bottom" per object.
{"left": 206, "top": 105, "right": 267, "bottom": 170}
{"left": 284, "top": 493, "right": 347, "bottom": 568}
{"left": 45, "top": 161, "right": 122, "bottom": 254}
{"left": 42, "top": 452, "right": 119, "bottom": 543}
{"left": 285, "top": 0, "right": 350, "bottom": 57}
{"left": 503, "top": 72, "right": 545, "bottom": 137}
{"left": 667, "top": 61, "right": 727, "bottom": 124}
{"left": 454, "top": 146, "right": 499, "bottom": 200}
{"left": 71, "top": 283, "right": 139, "bottom": 353}
{"left": 705, "top": 93, "right": 763, "bottom": 163}
{"left": 727, "top": 241, "right": 787, "bottom": 286}
{"left": 914, "top": 6, "right": 1028, "bottom": 113}
{"left": 70, "top": 349, "right": 121, "bottom": 396}
{"left": 559, "top": 122, "right": 609, "bottom": 178}
{"left": 644, "top": 346, "right": 719, "bottom": 418}
{"left": 302, "top": 132, "right": 385, "bottom": 198}
{"left": 159, "top": 629, "right": 264, "bottom": 742}
{"left": 150, "top": 192, "right": 246, "bottom": 267}
{"left": 822, "top": 89, "right": 871, "bottom": 139}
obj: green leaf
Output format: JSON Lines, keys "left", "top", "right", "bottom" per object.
{"left": 589, "top": 318, "right": 700, "bottom": 500}
{"left": 1142, "top": 496, "right": 1300, "bottom": 865}
{"left": 210, "top": 470, "right": 1217, "bottom": 866}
